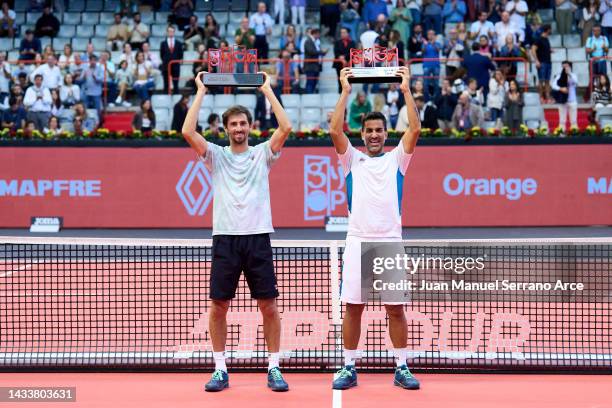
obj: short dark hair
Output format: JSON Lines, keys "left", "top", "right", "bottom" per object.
{"left": 361, "top": 111, "right": 387, "bottom": 131}
{"left": 34, "top": 74, "right": 43, "bottom": 80}
{"left": 472, "top": 42, "right": 480, "bottom": 52}
{"left": 562, "top": 60, "right": 573, "bottom": 68}
{"left": 222, "top": 105, "right": 253, "bottom": 128}
{"left": 541, "top": 24, "right": 551, "bottom": 33}
{"left": 414, "top": 95, "right": 424, "bottom": 103}
{"left": 207, "top": 112, "right": 220, "bottom": 125}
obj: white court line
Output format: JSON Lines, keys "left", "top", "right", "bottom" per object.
{"left": 333, "top": 389, "right": 342, "bottom": 408}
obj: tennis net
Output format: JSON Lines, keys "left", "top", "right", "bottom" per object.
{"left": 0, "top": 237, "right": 610, "bottom": 372}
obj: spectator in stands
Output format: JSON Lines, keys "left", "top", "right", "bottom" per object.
{"left": 386, "top": 82, "right": 404, "bottom": 129}
{"left": 498, "top": 33, "right": 520, "bottom": 78}
{"left": 470, "top": 10, "right": 495, "bottom": 41}
{"left": 205, "top": 112, "right": 224, "bottom": 136}
{"left": 503, "top": 78, "right": 523, "bottom": 130}
{"left": 2, "top": 96, "right": 26, "bottom": 130}
{"left": 388, "top": 29, "right": 406, "bottom": 60}
{"left": 444, "top": 27, "right": 465, "bottom": 77}
{"left": 494, "top": 11, "right": 520, "bottom": 51}
{"left": 291, "top": 0, "right": 306, "bottom": 27}
{"left": 488, "top": 69, "right": 507, "bottom": 123}
{"left": 348, "top": 91, "right": 372, "bottom": 129}
{"left": 408, "top": 23, "right": 425, "bottom": 57}
{"left": 467, "top": 77, "right": 484, "bottom": 105}
{"left": 580, "top": 0, "right": 600, "bottom": 45}
{"left": 363, "top": 0, "right": 388, "bottom": 26}
{"left": 16, "top": 72, "right": 29, "bottom": 91}
{"left": 132, "top": 99, "right": 156, "bottom": 132}
{"left": 422, "top": 29, "right": 442, "bottom": 98}
{"left": 390, "top": 0, "right": 413, "bottom": 43}
{"left": 0, "top": 52, "right": 10, "bottom": 105}
{"left": 117, "top": 0, "right": 138, "bottom": 17}
{"left": 456, "top": 21, "right": 469, "bottom": 42}
{"left": 280, "top": 24, "right": 298, "bottom": 50}
{"left": 129, "top": 13, "right": 150, "bottom": 50}
{"left": 478, "top": 34, "right": 494, "bottom": 59}
{"left": 108, "top": 13, "right": 130, "bottom": 52}
{"left": 120, "top": 42, "right": 136, "bottom": 71}
{"left": 587, "top": 24, "right": 609, "bottom": 75}
{"left": 161, "top": 25, "right": 183, "bottom": 94}
{"left": 273, "top": 0, "right": 286, "bottom": 28}
{"left": 114, "top": 60, "right": 133, "bottom": 107}
{"left": 58, "top": 44, "right": 74, "bottom": 71}
{"left": 34, "top": 5, "right": 59, "bottom": 38}
{"left": 81, "top": 43, "right": 96, "bottom": 63}
{"left": 435, "top": 78, "right": 458, "bottom": 129}
{"left": 304, "top": 28, "right": 326, "bottom": 94}
{"left": 59, "top": 73, "right": 80, "bottom": 107}
{"left": 443, "top": 0, "right": 467, "bottom": 25}
{"left": 171, "top": 0, "right": 194, "bottom": 31}
{"left": 29, "top": 54, "right": 62, "bottom": 90}
{"left": 203, "top": 13, "right": 220, "bottom": 49}
{"left": 183, "top": 15, "right": 205, "bottom": 51}
{"left": 171, "top": 94, "right": 189, "bottom": 132}
{"left": 556, "top": 0, "right": 578, "bottom": 35}
{"left": 276, "top": 48, "right": 301, "bottom": 93}
{"left": 523, "top": 10, "right": 542, "bottom": 48}
{"left": 333, "top": 27, "right": 355, "bottom": 92}
{"left": 592, "top": 73, "right": 612, "bottom": 109}
{"left": 133, "top": 51, "right": 155, "bottom": 101}
{"left": 49, "top": 88, "right": 63, "bottom": 117}
{"left": 373, "top": 93, "right": 390, "bottom": 122}
{"left": 99, "top": 51, "right": 119, "bottom": 106}
{"left": 0, "top": 2, "right": 16, "bottom": 38}
{"left": 600, "top": 0, "right": 612, "bottom": 44}
{"left": 531, "top": 24, "right": 553, "bottom": 104}
{"left": 321, "top": 0, "right": 339, "bottom": 38}
{"left": 254, "top": 85, "right": 282, "bottom": 129}
{"left": 412, "top": 78, "right": 427, "bottom": 101}
{"left": 505, "top": 0, "right": 528, "bottom": 34}
{"left": 339, "top": 1, "right": 360, "bottom": 42}
{"left": 360, "top": 22, "right": 379, "bottom": 50}
{"left": 79, "top": 54, "right": 104, "bottom": 118}
{"left": 235, "top": 16, "right": 256, "bottom": 48}
{"left": 466, "top": 0, "right": 488, "bottom": 21}
{"left": 452, "top": 90, "right": 484, "bottom": 130}
{"left": 70, "top": 53, "right": 86, "bottom": 84}
{"left": 422, "top": 0, "right": 444, "bottom": 34}
{"left": 19, "top": 29, "right": 41, "bottom": 62}
{"left": 141, "top": 42, "right": 161, "bottom": 71}
{"left": 72, "top": 103, "right": 97, "bottom": 131}
{"left": 415, "top": 94, "right": 439, "bottom": 129}
{"left": 44, "top": 115, "right": 61, "bottom": 136}
{"left": 374, "top": 13, "right": 392, "bottom": 46}
{"left": 463, "top": 42, "right": 495, "bottom": 98}
{"left": 23, "top": 74, "right": 51, "bottom": 131}
{"left": 552, "top": 60, "right": 578, "bottom": 129}
{"left": 250, "top": 2, "right": 274, "bottom": 60}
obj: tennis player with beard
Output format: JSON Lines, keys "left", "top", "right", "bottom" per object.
{"left": 182, "top": 71, "right": 292, "bottom": 392}
{"left": 329, "top": 66, "right": 421, "bottom": 390}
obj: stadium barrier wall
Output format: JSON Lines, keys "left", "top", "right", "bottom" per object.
{"left": 0, "top": 144, "right": 611, "bottom": 228}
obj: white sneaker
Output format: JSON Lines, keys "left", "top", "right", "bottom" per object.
{"left": 115, "top": 96, "right": 122, "bottom": 104}
{"left": 122, "top": 101, "right": 132, "bottom": 107}
{"left": 108, "top": 103, "right": 116, "bottom": 108}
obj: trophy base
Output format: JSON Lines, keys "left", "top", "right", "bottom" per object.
{"left": 203, "top": 73, "right": 264, "bottom": 87}
{"left": 348, "top": 67, "right": 401, "bottom": 84}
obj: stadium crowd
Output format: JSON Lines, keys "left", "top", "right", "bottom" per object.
{"left": 0, "top": 0, "right": 611, "bottom": 135}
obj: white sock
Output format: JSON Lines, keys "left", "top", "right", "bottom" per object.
{"left": 344, "top": 349, "right": 357, "bottom": 367}
{"left": 268, "top": 352, "right": 280, "bottom": 371}
{"left": 213, "top": 351, "right": 227, "bottom": 372}
{"left": 393, "top": 348, "right": 407, "bottom": 367}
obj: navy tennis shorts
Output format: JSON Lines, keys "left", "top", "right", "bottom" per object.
{"left": 209, "top": 234, "right": 278, "bottom": 300}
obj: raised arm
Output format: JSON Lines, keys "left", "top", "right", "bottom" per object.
{"left": 398, "top": 66, "right": 420, "bottom": 154}
{"left": 181, "top": 71, "right": 208, "bottom": 157}
{"left": 329, "top": 67, "right": 352, "bottom": 154}
{"left": 264, "top": 72, "right": 292, "bottom": 153}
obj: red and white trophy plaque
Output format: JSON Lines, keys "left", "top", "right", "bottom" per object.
{"left": 348, "top": 45, "right": 401, "bottom": 84}
{"left": 203, "top": 45, "right": 264, "bottom": 87}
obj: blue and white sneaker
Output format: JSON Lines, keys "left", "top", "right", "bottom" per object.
{"left": 394, "top": 365, "right": 420, "bottom": 390}
{"left": 204, "top": 369, "right": 229, "bottom": 392}
{"left": 267, "top": 367, "right": 289, "bottom": 391}
{"left": 332, "top": 365, "right": 357, "bottom": 390}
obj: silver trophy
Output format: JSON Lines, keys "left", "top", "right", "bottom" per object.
{"left": 202, "top": 47, "right": 264, "bottom": 87}
{"left": 348, "top": 46, "right": 401, "bottom": 84}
